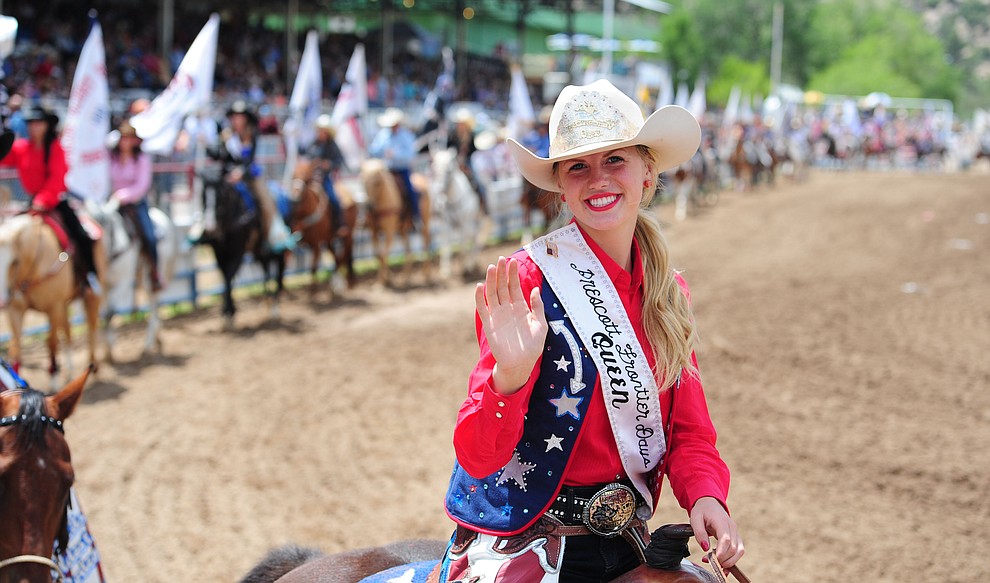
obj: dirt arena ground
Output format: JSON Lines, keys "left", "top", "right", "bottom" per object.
{"left": 10, "top": 169, "right": 989, "bottom": 582}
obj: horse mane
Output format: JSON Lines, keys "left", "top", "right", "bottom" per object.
{"left": 237, "top": 544, "right": 325, "bottom": 583}
{"left": 13, "top": 388, "right": 50, "bottom": 450}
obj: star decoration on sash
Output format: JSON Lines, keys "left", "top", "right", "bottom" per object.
{"left": 496, "top": 450, "right": 536, "bottom": 491}
{"left": 550, "top": 388, "right": 583, "bottom": 420}
{"left": 384, "top": 568, "right": 416, "bottom": 583}
{"left": 545, "top": 434, "right": 564, "bottom": 452}
{"left": 554, "top": 355, "right": 571, "bottom": 371}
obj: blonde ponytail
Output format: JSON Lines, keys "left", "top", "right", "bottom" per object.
{"left": 635, "top": 146, "right": 698, "bottom": 390}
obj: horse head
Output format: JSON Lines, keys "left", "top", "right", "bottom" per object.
{"left": 0, "top": 365, "right": 91, "bottom": 582}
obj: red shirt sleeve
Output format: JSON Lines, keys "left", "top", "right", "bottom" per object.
{"left": 451, "top": 250, "right": 545, "bottom": 479}
{"left": 664, "top": 273, "right": 731, "bottom": 513}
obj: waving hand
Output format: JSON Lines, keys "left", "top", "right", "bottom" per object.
{"left": 475, "top": 257, "right": 549, "bottom": 395}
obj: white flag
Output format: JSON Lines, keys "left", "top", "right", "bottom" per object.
{"left": 674, "top": 81, "right": 690, "bottom": 110}
{"left": 285, "top": 30, "right": 323, "bottom": 151}
{"left": 63, "top": 20, "right": 111, "bottom": 201}
{"left": 687, "top": 78, "right": 706, "bottom": 122}
{"left": 722, "top": 85, "right": 741, "bottom": 127}
{"left": 282, "top": 30, "right": 323, "bottom": 187}
{"left": 0, "top": 15, "right": 17, "bottom": 61}
{"left": 331, "top": 43, "right": 368, "bottom": 171}
{"left": 507, "top": 64, "right": 536, "bottom": 142}
{"left": 130, "top": 14, "right": 219, "bottom": 156}
{"left": 654, "top": 67, "right": 673, "bottom": 112}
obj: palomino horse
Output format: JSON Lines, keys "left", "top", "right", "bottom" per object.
{"left": 287, "top": 160, "right": 359, "bottom": 293}
{"left": 198, "top": 166, "right": 286, "bottom": 328}
{"left": 519, "top": 178, "right": 563, "bottom": 244}
{"left": 0, "top": 365, "right": 90, "bottom": 583}
{"left": 359, "top": 159, "right": 432, "bottom": 286}
{"left": 0, "top": 212, "right": 106, "bottom": 389}
{"left": 88, "top": 198, "right": 180, "bottom": 360}
{"left": 429, "top": 148, "right": 489, "bottom": 280}
{"left": 237, "top": 526, "right": 743, "bottom": 583}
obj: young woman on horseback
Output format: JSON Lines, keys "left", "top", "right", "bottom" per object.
{"left": 220, "top": 100, "right": 275, "bottom": 246}
{"left": 439, "top": 80, "right": 744, "bottom": 582}
{"left": 109, "top": 120, "right": 162, "bottom": 291}
{"left": 0, "top": 103, "right": 101, "bottom": 292}
{"left": 303, "top": 114, "right": 348, "bottom": 236}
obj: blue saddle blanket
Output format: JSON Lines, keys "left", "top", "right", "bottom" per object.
{"left": 357, "top": 560, "right": 438, "bottom": 583}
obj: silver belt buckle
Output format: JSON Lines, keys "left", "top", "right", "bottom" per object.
{"left": 582, "top": 483, "right": 637, "bottom": 537}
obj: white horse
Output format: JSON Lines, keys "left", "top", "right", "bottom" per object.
{"left": 429, "top": 147, "right": 489, "bottom": 280}
{"left": 88, "top": 198, "right": 179, "bottom": 360}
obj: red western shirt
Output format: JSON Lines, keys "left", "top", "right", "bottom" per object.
{"left": 1, "top": 138, "right": 68, "bottom": 210}
{"left": 453, "top": 226, "right": 731, "bottom": 514}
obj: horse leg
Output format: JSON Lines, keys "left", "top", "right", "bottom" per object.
{"left": 83, "top": 288, "right": 102, "bottom": 372}
{"left": 49, "top": 307, "right": 72, "bottom": 390}
{"left": 7, "top": 305, "right": 25, "bottom": 373}
{"left": 145, "top": 290, "right": 162, "bottom": 354}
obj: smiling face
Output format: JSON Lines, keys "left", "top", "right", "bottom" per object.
{"left": 555, "top": 146, "right": 653, "bottom": 238}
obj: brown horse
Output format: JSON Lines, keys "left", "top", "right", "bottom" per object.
{"left": 519, "top": 178, "right": 566, "bottom": 245}
{"left": 0, "top": 212, "right": 105, "bottom": 389}
{"left": 359, "top": 159, "right": 432, "bottom": 286}
{"left": 0, "top": 366, "right": 90, "bottom": 583}
{"left": 288, "top": 160, "right": 359, "bottom": 293}
{"left": 237, "top": 527, "right": 740, "bottom": 583}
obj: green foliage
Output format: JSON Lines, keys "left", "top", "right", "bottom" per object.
{"left": 708, "top": 56, "right": 770, "bottom": 107}
{"left": 805, "top": 0, "right": 959, "bottom": 100}
{"left": 660, "top": 0, "right": 964, "bottom": 106}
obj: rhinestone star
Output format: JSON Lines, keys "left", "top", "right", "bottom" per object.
{"left": 549, "top": 389, "right": 583, "bottom": 420}
{"left": 496, "top": 451, "right": 536, "bottom": 491}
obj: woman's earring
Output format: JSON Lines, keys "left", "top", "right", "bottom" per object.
{"left": 561, "top": 193, "right": 566, "bottom": 202}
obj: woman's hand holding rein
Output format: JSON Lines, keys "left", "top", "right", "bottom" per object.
{"left": 475, "top": 256, "right": 549, "bottom": 395}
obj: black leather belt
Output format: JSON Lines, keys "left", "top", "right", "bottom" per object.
{"left": 547, "top": 481, "right": 639, "bottom": 537}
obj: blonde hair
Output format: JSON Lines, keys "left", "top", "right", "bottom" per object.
{"left": 635, "top": 145, "right": 698, "bottom": 390}
{"left": 551, "top": 145, "right": 698, "bottom": 390}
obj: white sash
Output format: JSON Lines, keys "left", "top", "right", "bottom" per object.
{"left": 525, "top": 224, "right": 666, "bottom": 508}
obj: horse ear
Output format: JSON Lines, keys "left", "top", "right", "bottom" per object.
{"left": 48, "top": 365, "right": 93, "bottom": 421}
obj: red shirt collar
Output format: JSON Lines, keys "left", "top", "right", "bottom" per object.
{"left": 573, "top": 221, "right": 644, "bottom": 293}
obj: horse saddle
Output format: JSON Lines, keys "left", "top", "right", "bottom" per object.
{"left": 30, "top": 210, "right": 72, "bottom": 252}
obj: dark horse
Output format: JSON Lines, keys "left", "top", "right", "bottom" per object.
{"left": 237, "top": 524, "right": 745, "bottom": 582}
{"left": 0, "top": 365, "right": 91, "bottom": 583}
{"left": 198, "top": 165, "right": 287, "bottom": 328}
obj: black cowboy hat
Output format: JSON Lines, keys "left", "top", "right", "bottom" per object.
{"left": 21, "top": 103, "right": 59, "bottom": 126}
{"left": 226, "top": 100, "right": 258, "bottom": 124}
{"left": 0, "top": 130, "right": 13, "bottom": 162}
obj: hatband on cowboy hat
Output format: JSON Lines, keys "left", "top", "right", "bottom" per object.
{"left": 506, "top": 79, "right": 700, "bottom": 193}
{"left": 377, "top": 108, "right": 405, "bottom": 128}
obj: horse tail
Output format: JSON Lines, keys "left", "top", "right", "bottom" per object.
{"left": 238, "top": 544, "right": 325, "bottom": 583}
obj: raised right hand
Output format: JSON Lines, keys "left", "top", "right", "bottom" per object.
{"left": 475, "top": 256, "right": 548, "bottom": 395}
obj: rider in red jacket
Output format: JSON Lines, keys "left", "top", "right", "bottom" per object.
{"left": 0, "top": 104, "right": 101, "bottom": 292}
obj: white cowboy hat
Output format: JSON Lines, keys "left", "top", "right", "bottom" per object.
{"left": 316, "top": 114, "right": 334, "bottom": 130}
{"left": 506, "top": 79, "right": 701, "bottom": 193}
{"left": 377, "top": 108, "right": 405, "bottom": 128}
{"left": 473, "top": 130, "right": 498, "bottom": 152}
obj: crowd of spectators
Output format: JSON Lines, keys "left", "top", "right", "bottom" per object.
{"left": 2, "top": 3, "right": 513, "bottom": 114}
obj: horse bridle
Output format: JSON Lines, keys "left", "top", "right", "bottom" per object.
{"left": 0, "top": 555, "right": 65, "bottom": 582}
{"left": 0, "top": 397, "right": 68, "bottom": 582}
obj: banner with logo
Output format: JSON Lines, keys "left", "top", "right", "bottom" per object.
{"left": 63, "top": 20, "right": 111, "bottom": 201}
{"left": 130, "top": 13, "right": 219, "bottom": 156}
{"left": 330, "top": 43, "right": 368, "bottom": 171}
